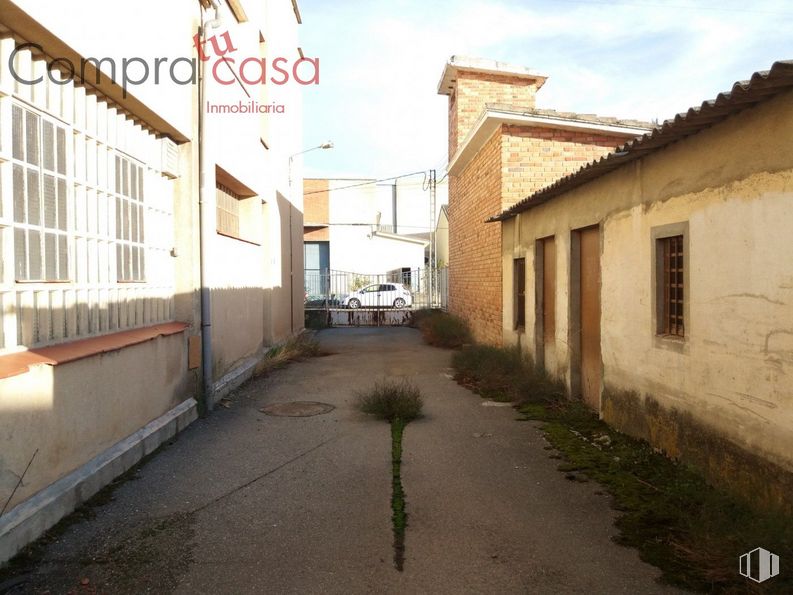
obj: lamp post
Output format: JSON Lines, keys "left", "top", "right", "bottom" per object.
{"left": 289, "top": 141, "right": 333, "bottom": 187}
{"left": 287, "top": 142, "right": 333, "bottom": 333}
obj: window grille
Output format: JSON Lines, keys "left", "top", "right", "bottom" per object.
{"left": 115, "top": 155, "right": 146, "bottom": 282}
{"left": 660, "top": 235, "right": 684, "bottom": 337}
{"left": 514, "top": 257, "right": 526, "bottom": 330}
{"left": 216, "top": 182, "right": 241, "bottom": 238}
{"left": 11, "top": 104, "right": 69, "bottom": 281}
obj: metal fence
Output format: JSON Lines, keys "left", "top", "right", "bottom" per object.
{"left": 304, "top": 267, "right": 449, "bottom": 312}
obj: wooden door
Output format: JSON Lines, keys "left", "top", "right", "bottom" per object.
{"left": 542, "top": 238, "right": 556, "bottom": 349}
{"left": 579, "top": 227, "right": 601, "bottom": 409}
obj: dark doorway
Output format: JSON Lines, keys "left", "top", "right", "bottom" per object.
{"left": 576, "top": 226, "right": 601, "bottom": 410}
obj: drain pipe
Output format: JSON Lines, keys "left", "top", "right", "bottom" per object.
{"left": 198, "top": 0, "right": 223, "bottom": 412}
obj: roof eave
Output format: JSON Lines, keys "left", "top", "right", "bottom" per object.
{"left": 494, "top": 59, "right": 793, "bottom": 222}
{"left": 437, "top": 56, "right": 549, "bottom": 96}
{"left": 371, "top": 231, "right": 430, "bottom": 246}
{"left": 448, "top": 108, "right": 651, "bottom": 176}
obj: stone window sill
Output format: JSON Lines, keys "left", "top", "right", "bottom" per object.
{"left": 0, "top": 322, "right": 189, "bottom": 380}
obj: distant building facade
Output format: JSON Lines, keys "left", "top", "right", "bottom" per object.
{"left": 303, "top": 177, "right": 447, "bottom": 299}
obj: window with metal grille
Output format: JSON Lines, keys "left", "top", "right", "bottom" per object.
{"left": 514, "top": 257, "right": 526, "bottom": 330}
{"left": 11, "top": 104, "right": 69, "bottom": 281}
{"left": 216, "top": 182, "right": 241, "bottom": 238}
{"left": 115, "top": 155, "right": 146, "bottom": 282}
{"left": 660, "top": 235, "right": 684, "bottom": 337}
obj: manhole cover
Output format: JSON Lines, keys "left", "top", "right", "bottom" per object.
{"left": 259, "top": 401, "right": 335, "bottom": 417}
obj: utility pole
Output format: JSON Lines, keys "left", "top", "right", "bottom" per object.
{"left": 429, "top": 169, "right": 436, "bottom": 308}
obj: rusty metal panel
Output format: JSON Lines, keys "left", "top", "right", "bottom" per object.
{"left": 188, "top": 334, "right": 201, "bottom": 370}
{"left": 542, "top": 237, "right": 556, "bottom": 346}
{"left": 579, "top": 227, "right": 601, "bottom": 410}
{"left": 328, "top": 309, "right": 412, "bottom": 327}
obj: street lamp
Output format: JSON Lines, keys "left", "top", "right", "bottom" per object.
{"left": 287, "top": 141, "right": 334, "bottom": 333}
{"left": 289, "top": 141, "right": 334, "bottom": 187}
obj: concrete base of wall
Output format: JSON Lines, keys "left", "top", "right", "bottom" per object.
{"left": 0, "top": 398, "right": 198, "bottom": 566}
{"left": 602, "top": 388, "right": 793, "bottom": 516}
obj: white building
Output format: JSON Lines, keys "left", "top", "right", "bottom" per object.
{"left": 0, "top": 0, "right": 307, "bottom": 563}
{"left": 303, "top": 176, "right": 448, "bottom": 299}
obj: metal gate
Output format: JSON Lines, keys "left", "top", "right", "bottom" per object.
{"left": 304, "top": 267, "right": 447, "bottom": 327}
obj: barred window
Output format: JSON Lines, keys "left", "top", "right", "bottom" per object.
{"left": 659, "top": 235, "right": 684, "bottom": 337}
{"left": 216, "top": 182, "right": 241, "bottom": 238}
{"left": 115, "top": 155, "right": 146, "bottom": 282}
{"left": 514, "top": 257, "right": 526, "bottom": 330}
{"left": 11, "top": 104, "right": 69, "bottom": 281}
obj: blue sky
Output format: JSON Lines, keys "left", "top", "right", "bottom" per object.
{"left": 298, "top": 0, "right": 793, "bottom": 179}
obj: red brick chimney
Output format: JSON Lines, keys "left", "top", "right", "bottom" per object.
{"left": 438, "top": 56, "right": 548, "bottom": 158}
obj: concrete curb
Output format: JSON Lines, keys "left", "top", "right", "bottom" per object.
{"left": 212, "top": 356, "right": 258, "bottom": 404}
{"left": 0, "top": 397, "right": 198, "bottom": 566}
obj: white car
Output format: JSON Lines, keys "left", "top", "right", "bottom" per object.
{"left": 343, "top": 283, "right": 413, "bottom": 309}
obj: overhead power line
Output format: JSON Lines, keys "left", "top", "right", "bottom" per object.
{"left": 303, "top": 171, "right": 428, "bottom": 195}
{"left": 306, "top": 223, "right": 444, "bottom": 231}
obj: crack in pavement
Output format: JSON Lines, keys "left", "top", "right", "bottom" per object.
{"left": 191, "top": 433, "right": 345, "bottom": 515}
{"left": 6, "top": 434, "right": 345, "bottom": 571}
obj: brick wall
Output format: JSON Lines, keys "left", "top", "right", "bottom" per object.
{"left": 501, "top": 125, "right": 624, "bottom": 208}
{"left": 303, "top": 179, "right": 329, "bottom": 241}
{"left": 448, "top": 123, "right": 636, "bottom": 345}
{"left": 449, "top": 71, "right": 539, "bottom": 157}
{"left": 448, "top": 129, "right": 504, "bottom": 345}
{"left": 443, "top": 65, "right": 644, "bottom": 345}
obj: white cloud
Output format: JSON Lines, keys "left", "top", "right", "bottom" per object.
{"left": 300, "top": 0, "right": 793, "bottom": 178}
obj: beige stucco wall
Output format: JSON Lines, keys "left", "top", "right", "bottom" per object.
{"left": 601, "top": 172, "right": 793, "bottom": 466}
{"left": 502, "top": 88, "right": 793, "bottom": 485}
{"left": 0, "top": 332, "right": 187, "bottom": 510}
{"left": 179, "top": 0, "right": 305, "bottom": 378}
{"left": 436, "top": 209, "right": 449, "bottom": 267}
{"left": 210, "top": 233, "right": 266, "bottom": 378}
{"left": 0, "top": 0, "right": 304, "bottom": 526}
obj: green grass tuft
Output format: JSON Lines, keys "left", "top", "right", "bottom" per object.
{"left": 450, "top": 342, "right": 793, "bottom": 592}
{"left": 356, "top": 379, "right": 423, "bottom": 423}
{"left": 452, "top": 345, "right": 565, "bottom": 403}
{"left": 391, "top": 418, "right": 407, "bottom": 571}
{"left": 356, "top": 380, "right": 423, "bottom": 571}
{"left": 414, "top": 310, "right": 472, "bottom": 349}
{"left": 254, "top": 333, "right": 323, "bottom": 376}
{"left": 520, "top": 400, "right": 793, "bottom": 592}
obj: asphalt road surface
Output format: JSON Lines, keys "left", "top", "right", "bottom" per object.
{"left": 2, "top": 328, "right": 680, "bottom": 594}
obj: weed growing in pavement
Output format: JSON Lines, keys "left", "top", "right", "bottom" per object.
{"left": 453, "top": 345, "right": 565, "bottom": 403}
{"left": 356, "top": 379, "right": 424, "bottom": 571}
{"left": 519, "top": 399, "right": 793, "bottom": 592}
{"left": 254, "top": 332, "right": 324, "bottom": 377}
{"left": 355, "top": 379, "right": 423, "bottom": 423}
{"left": 450, "top": 343, "right": 793, "bottom": 592}
{"left": 409, "top": 308, "right": 443, "bottom": 329}
{"left": 413, "top": 310, "right": 472, "bottom": 349}
{"left": 390, "top": 418, "right": 408, "bottom": 572}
